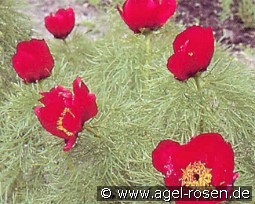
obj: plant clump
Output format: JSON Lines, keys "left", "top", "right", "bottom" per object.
{"left": 0, "top": 1, "right": 255, "bottom": 204}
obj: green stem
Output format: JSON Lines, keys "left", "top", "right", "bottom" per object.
{"left": 84, "top": 125, "right": 100, "bottom": 138}
{"left": 145, "top": 33, "right": 151, "bottom": 65}
{"left": 194, "top": 75, "right": 201, "bottom": 91}
{"left": 35, "top": 80, "right": 43, "bottom": 92}
{"left": 143, "top": 33, "right": 152, "bottom": 83}
{"left": 194, "top": 76, "right": 204, "bottom": 133}
{"left": 62, "top": 39, "right": 67, "bottom": 45}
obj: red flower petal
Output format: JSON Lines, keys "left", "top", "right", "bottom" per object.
{"left": 34, "top": 94, "right": 82, "bottom": 140}
{"left": 156, "top": 0, "right": 177, "bottom": 27}
{"left": 173, "top": 26, "right": 214, "bottom": 71}
{"left": 45, "top": 7, "right": 75, "bottom": 39}
{"left": 73, "top": 77, "right": 98, "bottom": 124}
{"left": 34, "top": 78, "right": 98, "bottom": 151}
{"left": 34, "top": 102, "right": 70, "bottom": 140}
{"left": 152, "top": 133, "right": 236, "bottom": 192}
{"left": 152, "top": 140, "right": 179, "bottom": 174}
{"left": 39, "top": 86, "right": 73, "bottom": 106}
{"left": 12, "top": 39, "right": 54, "bottom": 83}
{"left": 152, "top": 140, "right": 181, "bottom": 186}
{"left": 167, "top": 25, "right": 214, "bottom": 80}
{"left": 63, "top": 136, "right": 77, "bottom": 151}
{"left": 167, "top": 51, "right": 199, "bottom": 81}
{"left": 117, "top": 0, "right": 176, "bottom": 33}
{"left": 186, "top": 133, "right": 235, "bottom": 186}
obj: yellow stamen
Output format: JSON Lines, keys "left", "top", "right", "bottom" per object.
{"left": 56, "top": 107, "right": 75, "bottom": 137}
{"left": 180, "top": 161, "right": 212, "bottom": 187}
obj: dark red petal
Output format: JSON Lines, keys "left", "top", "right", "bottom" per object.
{"left": 17, "top": 39, "right": 54, "bottom": 71}
{"left": 35, "top": 102, "right": 83, "bottom": 140}
{"left": 173, "top": 26, "right": 201, "bottom": 53}
{"left": 156, "top": 0, "right": 177, "bottom": 27}
{"left": 34, "top": 102, "right": 69, "bottom": 140}
{"left": 80, "top": 94, "right": 98, "bottom": 123}
{"left": 34, "top": 78, "right": 97, "bottom": 151}
{"left": 62, "top": 107, "right": 83, "bottom": 133}
{"left": 153, "top": 133, "right": 236, "bottom": 191}
{"left": 73, "top": 77, "right": 89, "bottom": 95}
{"left": 39, "top": 85, "right": 73, "bottom": 106}
{"left": 73, "top": 77, "right": 98, "bottom": 123}
{"left": 12, "top": 51, "right": 39, "bottom": 83}
{"left": 164, "top": 174, "right": 180, "bottom": 187}
{"left": 184, "top": 133, "right": 235, "bottom": 186}
{"left": 35, "top": 84, "right": 83, "bottom": 140}
{"left": 63, "top": 136, "right": 77, "bottom": 151}
{"left": 173, "top": 26, "right": 214, "bottom": 71}
{"left": 118, "top": 0, "right": 176, "bottom": 33}
{"left": 167, "top": 52, "right": 199, "bottom": 81}
{"left": 44, "top": 7, "right": 75, "bottom": 39}
{"left": 34, "top": 105, "right": 78, "bottom": 151}
{"left": 193, "top": 27, "right": 214, "bottom": 71}
{"left": 122, "top": 0, "right": 157, "bottom": 33}
{"left": 12, "top": 39, "right": 54, "bottom": 83}
{"left": 152, "top": 140, "right": 180, "bottom": 175}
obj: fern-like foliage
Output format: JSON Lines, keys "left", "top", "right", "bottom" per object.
{"left": 0, "top": 0, "right": 31, "bottom": 101}
{"left": 0, "top": 8, "right": 254, "bottom": 204}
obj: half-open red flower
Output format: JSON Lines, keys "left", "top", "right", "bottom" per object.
{"left": 34, "top": 77, "right": 98, "bottom": 151}
{"left": 12, "top": 39, "right": 54, "bottom": 83}
{"left": 117, "top": 0, "right": 176, "bottom": 34}
{"left": 152, "top": 133, "right": 238, "bottom": 203}
{"left": 167, "top": 25, "right": 214, "bottom": 81}
{"left": 45, "top": 7, "right": 75, "bottom": 39}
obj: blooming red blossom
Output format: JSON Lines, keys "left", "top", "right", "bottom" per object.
{"left": 152, "top": 133, "right": 238, "bottom": 204}
{"left": 12, "top": 39, "right": 54, "bottom": 83}
{"left": 45, "top": 7, "right": 75, "bottom": 39}
{"left": 34, "top": 77, "right": 98, "bottom": 151}
{"left": 167, "top": 25, "right": 214, "bottom": 81}
{"left": 117, "top": 0, "right": 176, "bottom": 33}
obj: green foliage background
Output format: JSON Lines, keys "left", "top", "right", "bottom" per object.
{"left": 0, "top": 0, "right": 31, "bottom": 100}
{"left": 0, "top": 2, "right": 255, "bottom": 204}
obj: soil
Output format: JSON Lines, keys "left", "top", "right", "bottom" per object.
{"left": 19, "top": 0, "right": 255, "bottom": 48}
{"left": 20, "top": 0, "right": 98, "bottom": 39}
{"left": 175, "top": 0, "right": 255, "bottom": 49}
{"left": 18, "top": 0, "right": 255, "bottom": 67}
{"left": 175, "top": 0, "right": 255, "bottom": 68}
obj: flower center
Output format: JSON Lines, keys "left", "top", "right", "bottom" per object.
{"left": 57, "top": 107, "right": 75, "bottom": 137}
{"left": 180, "top": 161, "right": 212, "bottom": 187}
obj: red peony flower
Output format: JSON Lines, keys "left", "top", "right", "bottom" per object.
{"left": 117, "top": 0, "right": 176, "bottom": 34}
{"left": 12, "top": 39, "right": 54, "bottom": 83}
{"left": 152, "top": 133, "right": 238, "bottom": 204}
{"left": 34, "top": 77, "right": 98, "bottom": 151}
{"left": 44, "top": 7, "right": 75, "bottom": 39}
{"left": 167, "top": 25, "right": 214, "bottom": 81}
